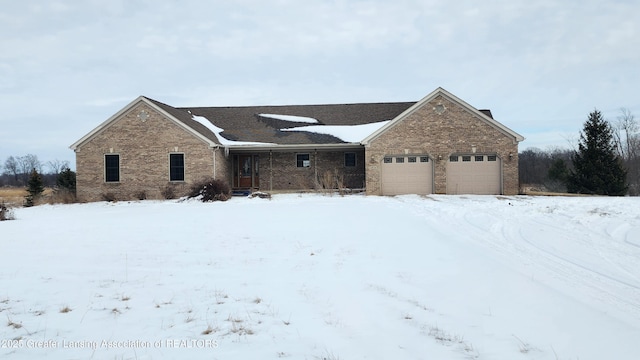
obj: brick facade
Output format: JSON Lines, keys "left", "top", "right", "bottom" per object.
{"left": 73, "top": 90, "right": 521, "bottom": 201}
{"left": 365, "top": 94, "right": 520, "bottom": 195}
{"left": 75, "top": 103, "right": 220, "bottom": 202}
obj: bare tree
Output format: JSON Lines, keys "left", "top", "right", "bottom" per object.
{"left": 15, "top": 154, "right": 42, "bottom": 185}
{"left": 3, "top": 156, "right": 19, "bottom": 184}
{"left": 610, "top": 108, "right": 639, "bottom": 195}
{"left": 47, "top": 159, "right": 70, "bottom": 175}
{"left": 617, "top": 108, "right": 638, "bottom": 161}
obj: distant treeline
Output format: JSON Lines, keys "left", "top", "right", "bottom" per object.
{"left": 1, "top": 154, "right": 71, "bottom": 187}
{"left": 519, "top": 108, "right": 639, "bottom": 196}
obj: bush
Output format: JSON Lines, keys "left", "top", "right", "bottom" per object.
{"left": 102, "top": 192, "right": 117, "bottom": 202}
{"left": 188, "top": 178, "right": 231, "bottom": 202}
{"left": 161, "top": 184, "right": 178, "bottom": 199}
{"left": 47, "top": 188, "right": 77, "bottom": 204}
{"left": 134, "top": 190, "right": 147, "bottom": 200}
{"left": 0, "top": 202, "right": 15, "bottom": 221}
{"left": 316, "top": 169, "right": 347, "bottom": 195}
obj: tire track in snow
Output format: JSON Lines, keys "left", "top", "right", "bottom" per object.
{"left": 518, "top": 227, "right": 640, "bottom": 291}
{"left": 452, "top": 204, "right": 640, "bottom": 323}
{"left": 513, "top": 220, "right": 640, "bottom": 321}
{"left": 624, "top": 226, "right": 640, "bottom": 249}
{"left": 403, "top": 196, "right": 640, "bottom": 323}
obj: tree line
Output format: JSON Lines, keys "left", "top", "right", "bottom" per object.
{"left": 519, "top": 108, "right": 638, "bottom": 196}
{"left": 1, "top": 154, "right": 72, "bottom": 187}
{"left": 4, "top": 108, "right": 638, "bottom": 197}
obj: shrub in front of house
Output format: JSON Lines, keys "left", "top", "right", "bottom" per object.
{"left": 1, "top": 202, "right": 15, "bottom": 221}
{"left": 161, "top": 184, "right": 178, "bottom": 199}
{"left": 188, "top": 178, "right": 231, "bottom": 202}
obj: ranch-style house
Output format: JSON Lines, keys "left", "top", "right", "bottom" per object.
{"left": 70, "top": 87, "right": 524, "bottom": 202}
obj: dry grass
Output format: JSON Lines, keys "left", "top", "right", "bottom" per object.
{"left": 0, "top": 187, "right": 28, "bottom": 206}
{"left": 519, "top": 184, "right": 594, "bottom": 197}
{"left": 202, "top": 325, "right": 218, "bottom": 335}
{"left": 0, "top": 187, "right": 75, "bottom": 206}
{"left": 521, "top": 190, "right": 595, "bottom": 197}
{"left": 7, "top": 319, "right": 23, "bottom": 329}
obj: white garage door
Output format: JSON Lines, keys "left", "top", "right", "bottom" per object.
{"left": 381, "top": 155, "right": 433, "bottom": 195}
{"left": 446, "top": 154, "right": 501, "bottom": 195}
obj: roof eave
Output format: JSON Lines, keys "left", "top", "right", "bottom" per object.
{"left": 225, "top": 142, "right": 364, "bottom": 152}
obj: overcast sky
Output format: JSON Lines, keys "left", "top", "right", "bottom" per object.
{"left": 1, "top": 0, "right": 639, "bottom": 170}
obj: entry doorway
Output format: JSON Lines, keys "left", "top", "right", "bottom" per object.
{"left": 233, "top": 154, "right": 260, "bottom": 189}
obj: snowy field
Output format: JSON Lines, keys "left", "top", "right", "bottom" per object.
{"left": 1, "top": 194, "right": 640, "bottom": 360}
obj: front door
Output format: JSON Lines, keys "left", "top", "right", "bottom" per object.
{"left": 234, "top": 155, "right": 259, "bottom": 188}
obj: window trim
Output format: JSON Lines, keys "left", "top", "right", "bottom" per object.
{"left": 169, "top": 153, "right": 185, "bottom": 182}
{"left": 104, "top": 154, "right": 120, "bottom": 183}
{"left": 296, "top": 153, "right": 311, "bottom": 168}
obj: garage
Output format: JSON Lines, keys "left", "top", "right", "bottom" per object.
{"left": 381, "top": 155, "right": 433, "bottom": 195}
{"left": 446, "top": 154, "right": 501, "bottom": 194}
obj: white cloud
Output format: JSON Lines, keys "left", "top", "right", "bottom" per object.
{"left": 1, "top": 0, "right": 640, "bottom": 164}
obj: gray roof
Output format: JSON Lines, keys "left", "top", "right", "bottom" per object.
{"left": 146, "top": 98, "right": 416, "bottom": 145}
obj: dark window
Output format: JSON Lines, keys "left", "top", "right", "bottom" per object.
{"left": 396, "top": 157, "right": 405, "bottom": 163}
{"left": 408, "top": 156, "right": 417, "bottom": 163}
{"left": 449, "top": 155, "right": 459, "bottom": 162}
{"left": 420, "top": 156, "right": 429, "bottom": 162}
{"left": 105, "top": 154, "right": 120, "bottom": 182}
{"left": 475, "top": 155, "right": 484, "bottom": 162}
{"left": 344, "top": 152, "right": 356, "bottom": 167}
{"left": 462, "top": 155, "right": 471, "bottom": 162}
{"left": 488, "top": 155, "right": 497, "bottom": 161}
{"left": 170, "top": 153, "right": 185, "bottom": 181}
{"left": 297, "top": 153, "right": 310, "bottom": 168}
{"left": 383, "top": 157, "right": 392, "bottom": 164}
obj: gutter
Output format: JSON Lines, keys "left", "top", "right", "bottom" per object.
{"left": 226, "top": 142, "right": 364, "bottom": 153}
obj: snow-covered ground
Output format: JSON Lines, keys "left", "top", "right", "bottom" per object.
{"left": 1, "top": 194, "right": 640, "bottom": 360}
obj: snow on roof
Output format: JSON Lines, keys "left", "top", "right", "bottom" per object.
{"left": 280, "top": 120, "right": 391, "bottom": 143}
{"left": 259, "top": 113, "right": 319, "bottom": 124}
{"left": 190, "top": 114, "right": 276, "bottom": 146}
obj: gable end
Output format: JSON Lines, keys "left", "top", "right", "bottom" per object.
{"left": 362, "top": 87, "right": 524, "bottom": 145}
{"left": 70, "top": 96, "right": 219, "bottom": 151}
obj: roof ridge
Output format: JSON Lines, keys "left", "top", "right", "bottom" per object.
{"left": 177, "top": 101, "right": 417, "bottom": 110}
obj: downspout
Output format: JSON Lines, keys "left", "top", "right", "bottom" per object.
{"left": 213, "top": 147, "right": 217, "bottom": 178}
{"left": 269, "top": 150, "right": 273, "bottom": 191}
{"left": 314, "top": 149, "right": 318, "bottom": 185}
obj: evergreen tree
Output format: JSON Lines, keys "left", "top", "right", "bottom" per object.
{"left": 567, "top": 109, "right": 628, "bottom": 195}
{"left": 25, "top": 168, "right": 45, "bottom": 206}
{"left": 56, "top": 167, "right": 76, "bottom": 193}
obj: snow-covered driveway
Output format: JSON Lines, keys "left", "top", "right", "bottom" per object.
{"left": 2, "top": 194, "right": 639, "bottom": 359}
